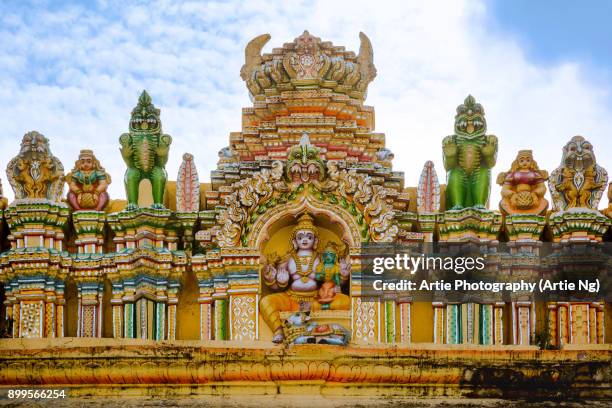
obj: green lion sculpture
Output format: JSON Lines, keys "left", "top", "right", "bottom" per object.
{"left": 119, "top": 91, "right": 172, "bottom": 210}
{"left": 442, "top": 95, "right": 498, "bottom": 210}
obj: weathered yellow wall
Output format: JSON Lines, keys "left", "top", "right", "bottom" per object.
{"left": 411, "top": 302, "right": 434, "bottom": 343}
{"left": 176, "top": 269, "right": 200, "bottom": 340}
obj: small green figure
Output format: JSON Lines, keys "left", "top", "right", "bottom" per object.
{"left": 119, "top": 91, "right": 172, "bottom": 210}
{"left": 442, "top": 95, "right": 498, "bottom": 210}
{"left": 316, "top": 242, "right": 343, "bottom": 310}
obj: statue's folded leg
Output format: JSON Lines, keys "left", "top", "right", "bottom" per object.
{"left": 470, "top": 167, "right": 491, "bottom": 208}
{"left": 124, "top": 167, "right": 142, "bottom": 207}
{"left": 259, "top": 292, "right": 299, "bottom": 335}
{"left": 329, "top": 293, "right": 350, "bottom": 310}
{"left": 446, "top": 168, "right": 466, "bottom": 210}
{"left": 150, "top": 166, "right": 168, "bottom": 207}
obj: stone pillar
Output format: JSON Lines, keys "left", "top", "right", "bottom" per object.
{"left": 1, "top": 202, "right": 70, "bottom": 338}
{"left": 106, "top": 208, "right": 182, "bottom": 340}
{"left": 504, "top": 214, "right": 546, "bottom": 345}
{"left": 72, "top": 211, "right": 106, "bottom": 337}
{"left": 398, "top": 298, "right": 411, "bottom": 343}
{"left": 213, "top": 276, "right": 229, "bottom": 341}
{"left": 226, "top": 250, "right": 260, "bottom": 341}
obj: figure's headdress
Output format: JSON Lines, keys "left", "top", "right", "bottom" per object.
{"left": 322, "top": 241, "right": 340, "bottom": 254}
{"left": 291, "top": 213, "right": 318, "bottom": 238}
{"left": 510, "top": 150, "right": 538, "bottom": 172}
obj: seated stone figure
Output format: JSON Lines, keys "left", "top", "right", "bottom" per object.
{"left": 496, "top": 150, "right": 548, "bottom": 215}
{"left": 548, "top": 135, "right": 608, "bottom": 211}
{"left": 260, "top": 213, "right": 350, "bottom": 343}
{"left": 315, "top": 241, "right": 344, "bottom": 307}
{"left": 66, "top": 150, "right": 111, "bottom": 211}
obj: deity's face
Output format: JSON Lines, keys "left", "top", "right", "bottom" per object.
{"left": 79, "top": 156, "right": 94, "bottom": 171}
{"left": 20, "top": 132, "right": 50, "bottom": 155}
{"left": 296, "top": 31, "right": 318, "bottom": 55}
{"left": 294, "top": 229, "right": 316, "bottom": 251}
{"left": 322, "top": 250, "right": 337, "bottom": 265}
{"left": 517, "top": 154, "right": 533, "bottom": 171}
{"left": 563, "top": 136, "right": 595, "bottom": 171}
{"left": 454, "top": 95, "right": 486, "bottom": 138}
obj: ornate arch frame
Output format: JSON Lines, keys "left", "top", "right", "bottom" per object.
{"left": 248, "top": 194, "right": 362, "bottom": 250}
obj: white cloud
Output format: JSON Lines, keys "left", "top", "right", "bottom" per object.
{"left": 0, "top": 0, "right": 611, "bottom": 212}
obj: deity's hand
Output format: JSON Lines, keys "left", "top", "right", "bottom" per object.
{"left": 442, "top": 136, "right": 457, "bottom": 155}
{"left": 262, "top": 264, "right": 277, "bottom": 285}
{"left": 531, "top": 192, "right": 539, "bottom": 206}
{"left": 119, "top": 134, "right": 133, "bottom": 162}
{"left": 510, "top": 193, "right": 518, "bottom": 208}
{"left": 276, "top": 263, "right": 290, "bottom": 287}
{"left": 481, "top": 135, "right": 498, "bottom": 156}
{"left": 340, "top": 257, "right": 351, "bottom": 279}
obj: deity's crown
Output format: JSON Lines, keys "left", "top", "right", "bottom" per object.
{"left": 79, "top": 149, "right": 94, "bottom": 158}
{"left": 292, "top": 213, "right": 318, "bottom": 237}
{"left": 456, "top": 95, "right": 484, "bottom": 117}
{"left": 240, "top": 31, "right": 377, "bottom": 101}
{"left": 322, "top": 241, "right": 340, "bottom": 254}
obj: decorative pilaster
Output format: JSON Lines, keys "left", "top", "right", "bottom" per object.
{"left": 106, "top": 208, "right": 182, "bottom": 340}
{"left": 0, "top": 201, "right": 70, "bottom": 338}
{"left": 438, "top": 208, "right": 502, "bottom": 242}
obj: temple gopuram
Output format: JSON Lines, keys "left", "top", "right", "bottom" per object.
{"left": 0, "top": 31, "right": 610, "bottom": 400}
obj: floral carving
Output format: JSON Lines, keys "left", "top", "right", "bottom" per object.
{"left": 215, "top": 158, "right": 397, "bottom": 248}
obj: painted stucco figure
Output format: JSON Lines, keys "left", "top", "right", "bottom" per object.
{"left": 286, "top": 134, "right": 325, "bottom": 184}
{"left": 260, "top": 213, "right": 350, "bottom": 343}
{"left": 282, "top": 311, "right": 350, "bottom": 346}
{"left": 443, "top": 95, "right": 498, "bottom": 210}
{"left": 548, "top": 136, "right": 608, "bottom": 211}
{"left": 119, "top": 90, "right": 172, "bottom": 210}
{"left": 66, "top": 149, "right": 111, "bottom": 211}
{"left": 6, "top": 131, "right": 64, "bottom": 202}
{"left": 315, "top": 241, "right": 344, "bottom": 307}
{"left": 496, "top": 150, "right": 548, "bottom": 215}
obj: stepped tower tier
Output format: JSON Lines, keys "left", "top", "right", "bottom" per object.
{"left": 228, "top": 31, "right": 387, "bottom": 166}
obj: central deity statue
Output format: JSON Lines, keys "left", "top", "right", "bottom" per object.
{"left": 443, "top": 95, "right": 498, "bottom": 210}
{"left": 260, "top": 213, "right": 350, "bottom": 343}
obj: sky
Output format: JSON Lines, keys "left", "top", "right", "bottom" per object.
{"left": 0, "top": 0, "right": 611, "bottom": 209}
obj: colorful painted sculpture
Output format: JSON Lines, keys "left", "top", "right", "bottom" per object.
{"left": 6, "top": 131, "right": 64, "bottom": 202}
{"left": 548, "top": 136, "right": 608, "bottom": 211}
{"left": 176, "top": 153, "right": 200, "bottom": 213}
{"left": 286, "top": 134, "right": 325, "bottom": 183}
{"left": 259, "top": 213, "right": 350, "bottom": 343}
{"left": 496, "top": 150, "right": 548, "bottom": 215}
{"left": 119, "top": 90, "right": 172, "bottom": 210}
{"left": 417, "top": 160, "right": 440, "bottom": 213}
{"left": 282, "top": 311, "right": 350, "bottom": 346}
{"left": 315, "top": 241, "right": 344, "bottom": 307}
{"left": 443, "top": 95, "right": 498, "bottom": 210}
{"left": 65, "top": 150, "right": 111, "bottom": 211}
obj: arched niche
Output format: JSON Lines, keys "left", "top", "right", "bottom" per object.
{"left": 247, "top": 195, "right": 363, "bottom": 252}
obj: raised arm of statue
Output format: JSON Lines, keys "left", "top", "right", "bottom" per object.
{"left": 339, "top": 257, "right": 351, "bottom": 281}
{"left": 156, "top": 134, "right": 172, "bottom": 167}
{"left": 119, "top": 133, "right": 133, "bottom": 165}
{"left": 481, "top": 135, "right": 498, "bottom": 168}
{"left": 442, "top": 135, "right": 458, "bottom": 169}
